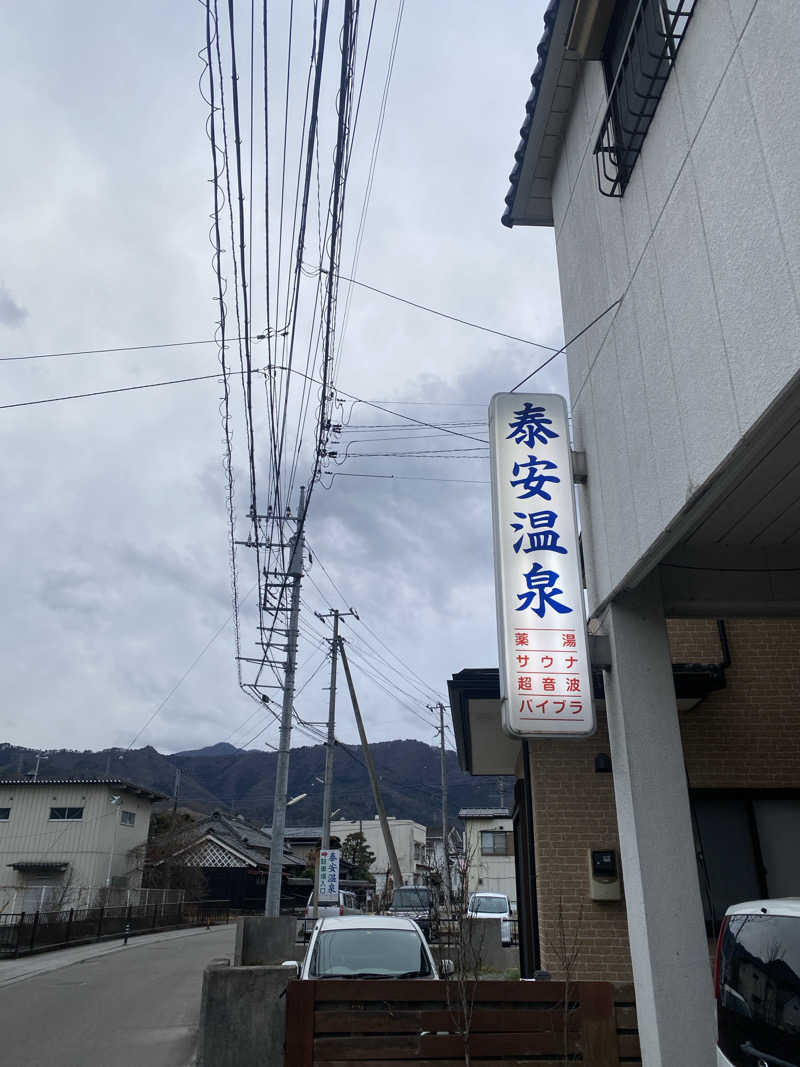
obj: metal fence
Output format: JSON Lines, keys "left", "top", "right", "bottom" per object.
{"left": 296, "top": 913, "right": 520, "bottom": 948}
{"left": 0, "top": 885, "right": 184, "bottom": 914}
{"left": 0, "top": 898, "right": 233, "bottom": 957}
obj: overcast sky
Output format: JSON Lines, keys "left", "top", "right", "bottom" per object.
{"left": 1, "top": 1, "right": 566, "bottom": 757}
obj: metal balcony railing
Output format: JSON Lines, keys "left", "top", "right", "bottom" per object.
{"left": 594, "top": 0, "right": 697, "bottom": 197}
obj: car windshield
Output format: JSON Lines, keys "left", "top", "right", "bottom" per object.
{"left": 391, "top": 888, "right": 430, "bottom": 910}
{"left": 470, "top": 896, "right": 508, "bottom": 914}
{"left": 309, "top": 928, "right": 433, "bottom": 978}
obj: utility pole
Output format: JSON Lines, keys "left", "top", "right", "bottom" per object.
{"left": 265, "top": 486, "right": 306, "bottom": 917}
{"left": 337, "top": 637, "right": 404, "bottom": 891}
{"left": 316, "top": 608, "right": 357, "bottom": 852}
{"left": 431, "top": 702, "right": 453, "bottom": 912}
{"left": 172, "top": 767, "right": 181, "bottom": 816}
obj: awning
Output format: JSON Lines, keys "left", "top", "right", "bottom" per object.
{"left": 8, "top": 861, "right": 69, "bottom": 871}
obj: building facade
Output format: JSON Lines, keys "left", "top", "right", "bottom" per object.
{"left": 499, "top": 1, "right": 800, "bottom": 1061}
{"left": 458, "top": 808, "right": 517, "bottom": 907}
{"left": 451, "top": 619, "right": 800, "bottom": 982}
{"left": 0, "top": 778, "right": 163, "bottom": 912}
{"left": 330, "top": 817, "right": 429, "bottom": 894}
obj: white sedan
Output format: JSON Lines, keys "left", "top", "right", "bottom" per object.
{"left": 292, "top": 915, "right": 452, "bottom": 980}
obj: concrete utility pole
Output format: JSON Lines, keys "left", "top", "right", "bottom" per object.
{"left": 433, "top": 702, "right": 453, "bottom": 912}
{"left": 316, "top": 608, "right": 357, "bottom": 852}
{"left": 265, "top": 487, "right": 306, "bottom": 917}
{"left": 337, "top": 636, "right": 403, "bottom": 891}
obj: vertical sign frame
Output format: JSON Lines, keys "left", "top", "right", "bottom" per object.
{"left": 317, "top": 848, "right": 341, "bottom": 904}
{"left": 489, "top": 393, "right": 594, "bottom": 739}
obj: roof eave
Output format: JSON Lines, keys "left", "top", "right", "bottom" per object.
{"left": 502, "top": 0, "right": 581, "bottom": 229}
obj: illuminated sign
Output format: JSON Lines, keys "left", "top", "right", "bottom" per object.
{"left": 489, "top": 393, "right": 594, "bottom": 738}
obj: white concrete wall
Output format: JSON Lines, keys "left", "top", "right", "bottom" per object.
{"left": 551, "top": 0, "right": 800, "bottom": 614}
{"left": 331, "top": 817, "right": 427, "bottom": 889}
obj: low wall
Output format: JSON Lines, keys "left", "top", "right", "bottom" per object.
{"left": 234, "top": 915, "right": 296, "bottom": 966}
{"left": 436, "top": 918, "right": 519, "bottom": 975}
{"left": 196, "top": 961, "right": 294, "bottom": 1067}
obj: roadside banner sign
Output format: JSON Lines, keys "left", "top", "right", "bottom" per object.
{"left": 317, "top": 849, "right": 341, "bottom": 903}
{"left": 489, "top": 393, "right": 594, "bottom": 738}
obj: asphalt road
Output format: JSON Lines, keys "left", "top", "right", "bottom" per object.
{"left": 0, "top": 924, "right": 236, "bottom": 1067}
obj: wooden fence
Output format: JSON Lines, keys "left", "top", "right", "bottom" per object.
{"left": 285, "top": 978, "right": 640, "bottom": 1065}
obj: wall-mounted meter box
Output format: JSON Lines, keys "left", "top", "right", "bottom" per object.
{"left": 588, "top": 848, "right": 622, "bottom": 901}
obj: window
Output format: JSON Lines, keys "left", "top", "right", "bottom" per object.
{"left": 0, "top": 808, "right": 9, "bottom": 821}
{"left": 717, "top": 912, "right": 800, "bottom": 1066}
{"left": 594, "top": 0, "right": 697, "bottom": 196}
{"left": 120, "top": 810, "right": 136, "bottom": 826}
{"left": 481, "top": 831, "right": 514, "bottom": 857}
{"left": 49, "top": 806, "right": 83, "bottom": 821}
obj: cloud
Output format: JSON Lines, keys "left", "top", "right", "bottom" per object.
{"left": 0, "top": 285, "right": 27, "bottom": 327}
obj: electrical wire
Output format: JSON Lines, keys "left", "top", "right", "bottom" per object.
{"left": 319, "top": 267, "right": 561, "bottom": 353}
{"left": 0, "top": 370, "right": 248, "bottom": 411}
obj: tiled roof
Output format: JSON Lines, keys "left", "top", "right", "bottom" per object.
{"left": 0, "top": 778, "right": 167, "bottom": 801}
{"left": 501, "top": 0, "right": 561, "bottom": 228}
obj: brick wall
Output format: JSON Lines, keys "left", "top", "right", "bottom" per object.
{"left": 676, "top": 619, "right": 800, "bottom": 789}
{"left": 530, "top": 706, "right": 631, "bottom": 981}
{"left": 529, "top": 617, "right": 800, "bottom": 982}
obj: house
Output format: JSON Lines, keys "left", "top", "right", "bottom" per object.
{"left": 0, "top": 777, "right": 164, "bottom": 912}
{"left": 330, "top": 817, "right": 430, "bottom": 895}
{"left": 489, "top": 0, "right": 800, "bottom": 1059}
{"left": 169, "top": 810, "right": 304, "bottom": 910}
{"left": 458, "top": 808, "right": 517, "bottom": 908}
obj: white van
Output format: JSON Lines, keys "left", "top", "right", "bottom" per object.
{"left": 304, "top": 889, "right": 361, "bottom": 920}
{"left": 715, "top": 898, "right": 800, "bottom": 1066}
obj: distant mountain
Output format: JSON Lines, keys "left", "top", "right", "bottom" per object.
{"left": 172, "top": 742, "right": 242, "bottom": 758}
{"left": 0, "top": 739, "right": 511, "bottom": 830}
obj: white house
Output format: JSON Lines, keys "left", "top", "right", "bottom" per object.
{"left": 330, "top": 816, "right": 429, "bottom": 894}
{"left": 501, "top": 0, "right": 800, "bottom": 1061}
{"left": 458, "top": 808, "right": 517, "bottom": 908}
{"left": 0, "top": 778, "right": 164, "bottom": 912}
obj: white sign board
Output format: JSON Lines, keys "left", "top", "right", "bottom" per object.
{"left": 489, "top": 393, "right": 594, "bottom": 738}
{"left": 317, "top": 848, "right": 341, "bottom": 903}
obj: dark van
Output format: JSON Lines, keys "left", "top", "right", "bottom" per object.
{"left": 388, "top": 885, "right": 438, "bottom": 942}
{"left": 715, "top": 899, "right": 800, "bottom": 1066}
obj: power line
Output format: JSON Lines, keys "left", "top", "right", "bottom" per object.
{"left": 0, "top": 370, "right": 247, "bottom": 412}
{"left": 509, "top": 297, "right": 622, "bottom": 393}
{"left": 0, "top": 337, "right": 256, "bottom": 363}
{"left": 320, "top": 267, "right": 561, "bottom": 353}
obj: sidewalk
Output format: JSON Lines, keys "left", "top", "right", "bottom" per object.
{"left": 0, "top": 922, "right": 234, "bottom": 988}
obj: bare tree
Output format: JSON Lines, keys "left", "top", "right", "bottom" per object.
{"left": 442, "top": 838, "right": 490, "bottom": 1067}
{"left": 130, "top": 812, "right": 207, "bottom": 900}
{"left": 551, "top": 896, "right": 584, "bottom": 1062}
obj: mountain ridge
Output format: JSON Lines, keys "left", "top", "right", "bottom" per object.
{"left": 0, "top": 740, "right": 511, "bottom": 829}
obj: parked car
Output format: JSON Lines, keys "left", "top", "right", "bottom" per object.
{"left": 304, "top": 889, "right": 361, "bottom": 920}
{"left": 289, "top": 915, "right": 452, "bottom": 980}
{"left": 388, "top": 885, "right": 439, "bottom": 941}
{"left": 466, "top": 892, "right": 513, "bottom": 947}
{"left": 715, "top": 898, "right": 800, "bottom": 1067}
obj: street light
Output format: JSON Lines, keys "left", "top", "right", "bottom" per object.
{"left": 105, "top": 794, "right": 122, "bottom": 889}
{"left": 286, "top": 793, "right": 307, "bottom": 807}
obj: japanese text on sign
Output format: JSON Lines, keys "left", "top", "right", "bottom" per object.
{"left": 317, "top": 848, "right": 341, "bottom": 903}
{"left": 489, "top": 394, "right": 594, "bottom": 738}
